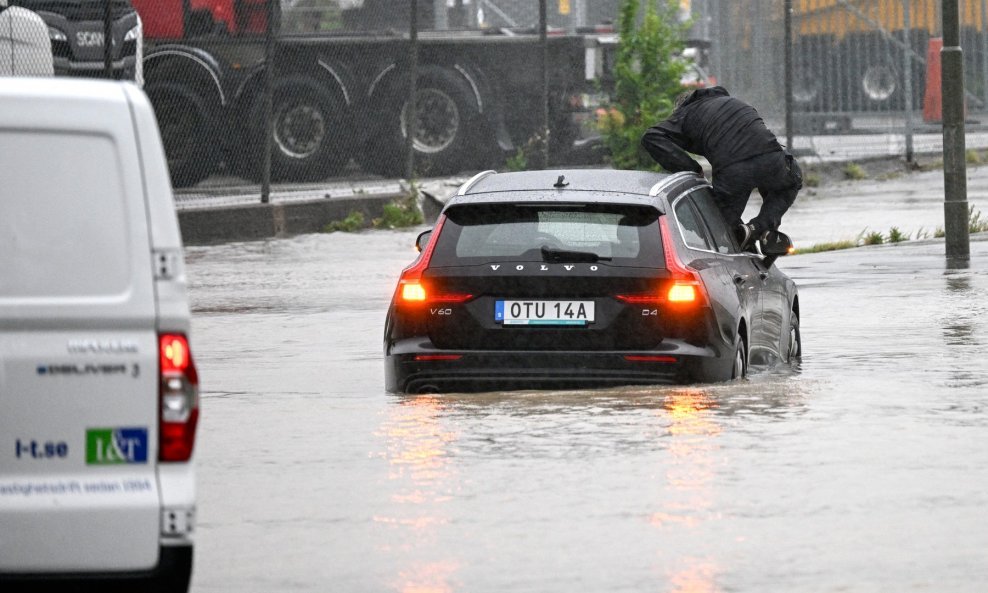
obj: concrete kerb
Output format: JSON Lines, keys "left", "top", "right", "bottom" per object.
{"left": 178, "top": 193, "right": 402, "bottom": 246}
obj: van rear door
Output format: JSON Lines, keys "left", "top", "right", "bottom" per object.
{"left": 0, "top": 81, "right": 161, "bottom": 572}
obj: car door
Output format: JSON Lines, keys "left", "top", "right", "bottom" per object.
{"left": 679, "top": 188, "right": 771, "bottom": 358}
{"left": 669, "top": 191, "right": 757, "bottom": 353}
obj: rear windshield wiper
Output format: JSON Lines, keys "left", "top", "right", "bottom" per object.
{"left": 541, "top": 245, "right": 611, "bottom": 263}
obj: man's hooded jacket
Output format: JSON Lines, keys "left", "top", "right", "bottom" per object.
{"left": 641, "top": 86, "right": 781, "bottom": 175}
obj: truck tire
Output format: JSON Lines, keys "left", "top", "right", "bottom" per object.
{"left": 360, "top": 65, "right": 482, "bottom": 177}
{"left": 250, "top": 75, "right": 350, "bottom": 182}
{"left": 145, "top": 81, "right": 219, "bottom": 188}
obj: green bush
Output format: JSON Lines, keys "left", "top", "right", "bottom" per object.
{"left": 598, "top": 0, "right": 688, "bottom": 170}
{"left": 843, "top": 162, "right": 866, "bottom": 180}
{"left": 322, "top": 211, "right": 365, "bottom": 233}
{"left": 861, "top": 230, "right": 884, "bottom": 245}
{"left": 373, "top": 194, "right": 423, "bottom": 230}
{"left": 887, "top": 226, "right": 908, "bottom": 243}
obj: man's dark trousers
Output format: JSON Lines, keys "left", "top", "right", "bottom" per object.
{"left": 711, "top": 150, "right": 800, "bottom": 234}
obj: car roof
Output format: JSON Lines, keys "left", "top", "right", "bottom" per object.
{"left": 445, "top": 169, "right": 700, "bottom": 213}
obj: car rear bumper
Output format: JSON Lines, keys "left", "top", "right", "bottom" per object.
{"left": 386, "top": 338, "right": 732, "bottom": 393}
{"left": 0, "top": 544, "right": 192, "bottom": 592}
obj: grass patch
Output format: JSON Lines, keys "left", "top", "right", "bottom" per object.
{"left": 792, "top": 239, "right": 857, "bottom": 254}
{"left": 966, "top": 149, "right": 983, "bottom": 165}
{"left": 887, "top": 226, "right": 908, "bottom": 243}
{"left": 802, "top": 171, "right": 821, "bottom": 188}
{"left": 861, "top": 230, "right": 884, "bottom": 245}
{"left": 970, "top": 206, "right": 988, "bottom": 233}
{"left": 843, "top": 162, "right": 866, "bottom": 180}
{"left": 322, "top": 211, "right": 365, "bottom": 233}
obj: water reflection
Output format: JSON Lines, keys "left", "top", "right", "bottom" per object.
{"left": 377, "top": 395, "right": 460, "bottom": 591}
{"left": 651, "top": 388, "right": 722, "bottom": 593}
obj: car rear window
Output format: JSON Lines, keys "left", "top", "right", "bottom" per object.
{"left": 0, "top": 131, "right": 131, "bottom": 299}
{"left": 431, "top": 202, "right": 663, "bottom": 267}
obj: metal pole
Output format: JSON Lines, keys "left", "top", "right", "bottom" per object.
{"left": 405, "top": 0, "right": 420, "bottom": 179}
{"left": 784, "top": 0, "right": 794, "bottom": 149}
{"left": 903, "top": 0, "right": 914, "bottom": 163}
{"left": 539, "top": 0, "right": 549, "bottom": 169}
{"left": 942, "top": 0, "right": 970, "bottom": 260}
{"left": 103, "top": 0, "right": 112, "bottom": 78}
{"left": 981, "top": 0, "right": 988, "bottom": 108}
{"left": 261, "top": 0, "right": 278, "bottom": 204}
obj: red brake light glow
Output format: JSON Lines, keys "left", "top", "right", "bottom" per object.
{"left": 159, "top": 333, "right": 199, "bottom": 462}
{"left": 624, "top": 355, "right": 678, "bottom": 363}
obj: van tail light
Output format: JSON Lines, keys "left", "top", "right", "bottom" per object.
{"left": 159, "top": 333, "right": 199, "bottom": 462}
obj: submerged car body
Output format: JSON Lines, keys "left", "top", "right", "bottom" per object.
{"left": 384, "top": 169, "right": 800, "bottom": 393}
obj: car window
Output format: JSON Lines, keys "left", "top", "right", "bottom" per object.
{"left": 673, "top": 198, "right": 712, "bottom": 251}
{"left": 690, "top": 189, "right": 736, "bottom": 254}
{"left": 431, "top": 202, "right": 664, "bottom": 267}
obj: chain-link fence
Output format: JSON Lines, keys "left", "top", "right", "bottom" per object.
{"left": 4, "top": 0, "right": 988, "bottom": 193}
{"left": 709, "top": 0, "right": 988, "bottom": 161}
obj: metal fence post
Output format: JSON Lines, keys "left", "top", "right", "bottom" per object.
{"left": 784, "top": 0, "right": 794, "bottom": 149}
{"left": 942, "top": 0, "right": 970, "bottom": 261}
{"left": 903, "top": 0, "right": 914, "bottom": 163}
{"left": 405, "top": 0, "right": 420, "bottom": 180}
{"left": 982, "top": 0, "right": 988, "bottom": 108}
{"left": 261, "top": 0, "right": 279, "bottom": 204}
{"left": 103, "top": 0, "right": 112, "bottom": 78}
{"left": 539, "top": 0, "right": 549, "bottom": 169}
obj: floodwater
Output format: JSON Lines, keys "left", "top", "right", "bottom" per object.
{"left": 185, "top": 230, "right": 988, "bottom": 593}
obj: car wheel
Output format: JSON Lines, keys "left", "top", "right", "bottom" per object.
{"left": 359, "top": 65, "right": 484, "bottom": 177}
{"left": 787, "top": 310, "right": 802, "bottom": 363}
{"left": 145, "top": 81, "right": 219, "bottom": 188}
{"left": 731, "top": 335, "right": 747, "bottom": 380}
{"left": 250, "top": 75, "right": 350, "bottom": 182}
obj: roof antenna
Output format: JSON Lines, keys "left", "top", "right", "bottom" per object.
{"left": 554, "top": 175, "right": 569, "bottom": 188}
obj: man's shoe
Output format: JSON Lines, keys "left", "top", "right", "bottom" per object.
{"left": 735, "top": 223, "right": 756, "bottom": 251}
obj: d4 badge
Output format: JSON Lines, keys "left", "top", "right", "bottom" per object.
{"left": 86, "top": 427, "right": 148, "bottom": 465}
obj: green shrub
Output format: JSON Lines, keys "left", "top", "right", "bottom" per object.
{"left": 843, "top": 162, "right": 866, "bottom": 180}
{"left": 887, "top": 226, "right": 908, "bottom": 243}
{"left": 802, "top": 172, "right": 821, "bottom": 188}
{"left": 598, "top": 0, "right": 688, "bottom": 171}
{"left": 966, "top": 149, "right": 983, "bottom": 165}
{"left": 970, "top": 206, "right": 988, "bottom": 233}
{"left": 862, "top": 230, "right": 884, "bottom": 245}
{"left": 322, "top": 211, "right": 365, "bottom": 233}
{"left": 373, "top": 195, "right": 423, "bottom": 230}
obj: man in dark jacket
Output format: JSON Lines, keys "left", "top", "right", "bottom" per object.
{"left": 641, "top": 86, "right": 801, "bottom": 249}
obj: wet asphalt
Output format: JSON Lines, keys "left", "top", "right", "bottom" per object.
{"left": 183, "top": 169, "right": 988, "bottom": 592}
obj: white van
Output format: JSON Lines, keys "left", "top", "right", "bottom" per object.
{"left": 0, "top": 78, "right": 197, "bottom": 592}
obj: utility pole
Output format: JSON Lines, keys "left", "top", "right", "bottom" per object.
{"left": 941, "top": 0, "right": 970, "bottom": 261}
{"left": 784, "top": 0, "right": 793, "bottom": 149}
{"left": 539, "top": 0, "right": 549, "bottom": 169}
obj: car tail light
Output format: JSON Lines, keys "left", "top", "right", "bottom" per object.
{"left": 394, "top": 216, "right": 473, "bottom": 305}
{"left": 414, "top": 354, "right": 462, "bottom": 362}
{"left": 159, "top": 333, "right": 199, "bottom": 462}
{"left": 624, "top": 355, "right": 678, "bottom": 363}
{"left": 658, "top": 217, "right": 707, "bottom": 306}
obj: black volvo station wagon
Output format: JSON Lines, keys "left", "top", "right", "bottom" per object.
{"left": 385, "top": 169, "right": 800, "bottom": 393}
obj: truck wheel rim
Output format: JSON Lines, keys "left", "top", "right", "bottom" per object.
{"left": 401, "top": 88, "right": 459, "bottom": 154}
{"left": 793, "top": 75, "right": 818, "bottom": 103}
{"left": 275, "top": 104, "right": 325, "bottom": 159}
{"left": 862, "top": 65, "right": 897, "bottom": 102}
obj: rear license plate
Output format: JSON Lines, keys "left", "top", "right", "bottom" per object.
{"left": 495, "top": 300, "right": 595, "bottom": 326}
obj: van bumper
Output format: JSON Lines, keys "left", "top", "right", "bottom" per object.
{"left": 0, "top": 544, "right": 192, "bottom": 593}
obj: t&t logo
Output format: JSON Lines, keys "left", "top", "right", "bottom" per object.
{"left": 86, "top": 428, "right": 148, "bottom": 465}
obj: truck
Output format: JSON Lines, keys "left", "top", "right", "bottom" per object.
{"left": 6, "top": 0, "right": 142, "bottom": 82}
{"left": 790, "top": 0, "right": 986, "bottom": 114}
{"left": 131, "top": 0, "right": 616, "bottom": 187}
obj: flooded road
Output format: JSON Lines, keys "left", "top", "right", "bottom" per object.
{"left": 185, "top": 230, "right": 988, "bottom": 593}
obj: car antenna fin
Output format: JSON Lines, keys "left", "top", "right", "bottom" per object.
{"left": 554, "top": 175, "right": 569, "bottom": 188}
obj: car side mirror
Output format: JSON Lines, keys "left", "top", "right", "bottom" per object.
{"left": 760, "top": 230, "right": 794, "bottom": 266}
{"left": 414, "top": 229, "right": 432, "bottom": 253}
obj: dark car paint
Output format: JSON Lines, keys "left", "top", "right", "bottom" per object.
{"left": 384, "top": 170, "right": 798, "bottom": 393}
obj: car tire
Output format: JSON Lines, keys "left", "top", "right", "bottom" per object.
{"left": 359, "top": 65, "right": 482, "bottom": 177}
{"left": 731, "top": 334, "right": 747, "bottom": 380}
{"left": 787, "top": 310, "right": 802, "bottom": 363}
{"left": 145, "top": 81, "right": 219, "bottom": 188}
{"left": 249, "top": 75, "right": 350, "bottom": 182}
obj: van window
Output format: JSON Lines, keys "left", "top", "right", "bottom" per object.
{"left": 0, "top": 131, "right": 131, "bottom": 299}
